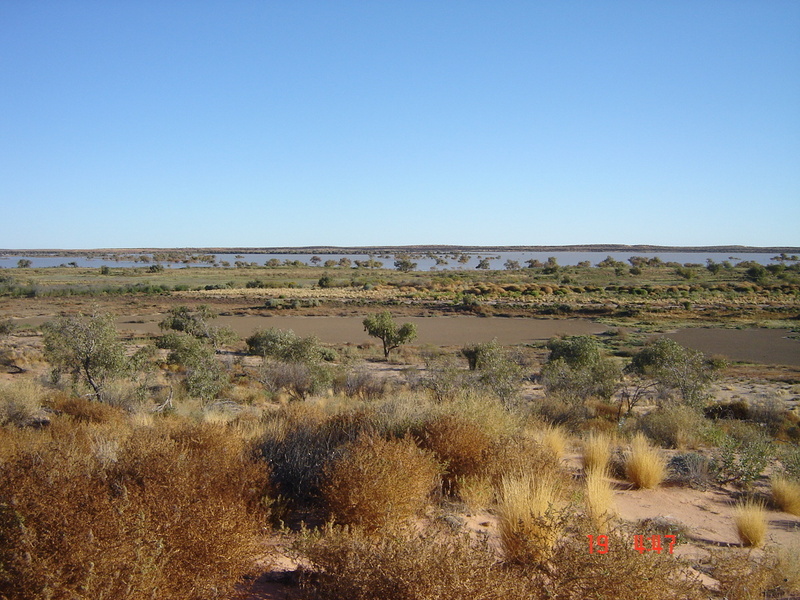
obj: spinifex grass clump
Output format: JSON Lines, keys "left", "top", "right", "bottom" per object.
{"left": 0, "top": 418, "right": 271, "bottom": 600}
{"left": 582, "top": 431, "right": 613, "bottom": 474}
{"left": 734, "top": 499, "right": 768, "bottom": 547}
{"left": 321, "top": 432, "right": 441, "bottom": 531}
{"left": 585, "top": 468, "right": 615, "bottom": 533}
{"left": 624, "top": 433, "right": 667, "bottom": 489}
{"left": 535, "top": 423, "right": 569, "bottom": 460}
{"left": 771, "top": 475, "right": 800, "bottom": 516}
{"left": 497, "top": 472, "right": 566, "bottom": 565}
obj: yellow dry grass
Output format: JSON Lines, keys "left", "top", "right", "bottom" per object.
{"left": 734, "top": 499, "right": 768, "bottom": 548}
{"left": 497, "top": 472, "right": 564, "bottom": 564}
{"left": 624, "top": 433, "right": 666, "bottom": 489}
{"left": 585, "top": 468, "right": 615, "bottom": 533}
{"left": 771, "top": 476, "right": 800, "bottom": 516}
{"left": 535, "top": 423, "right": 569, "bottom": 460}
{"left": 582, "top": 431, "right": 613, "bottom": 474}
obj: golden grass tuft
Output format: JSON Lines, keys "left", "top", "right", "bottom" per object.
{"left": 497, "top": 471, "right": 565, "bottom": 564}
{"left": 771, "top": 475, "right": 800, "bottom": 516}
{"left": 582, "top": 431, "right": 613, "bottom": 474}
{"left": 733, "top": 499, "right": 768, "bottom": 547}
{"left": 624, "top": 433, "right": 666, "bottom": 489}
{"left": 535, "top": 423, "right": 569, "bottom": 460}
{"left": 585, "top": 468, "right": 615, "bottom": 533}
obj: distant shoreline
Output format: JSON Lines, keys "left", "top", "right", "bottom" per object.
{"left": 2, "top": 244, "right": 799, "bottom": 256}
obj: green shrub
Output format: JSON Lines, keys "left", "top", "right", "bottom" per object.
{"left": 258, "top": 359, "right": 332, "bottom": 400}
{"left": 713, "top": 422, "right": 774, "bottom": 488}
{"left": 541, "top": 336, "right": 620, "bottom": 404}
{"left": 246, "top": 328, "right": 329, "bottom": 362}
{"left": 332, "top": 367, "right": 388, "bottom": 400}
{"left": 638, "top": 405, "right": 708, "bottom": 449}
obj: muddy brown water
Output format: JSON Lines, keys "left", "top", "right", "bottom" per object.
{"left": 666, "top": 327, "right": 800, "bottom": 366}
{"left": 12, "top": 313, "right": 800, "bottom": 365}
{"left": 114, "top": 315, "right": 609, "bottom": 346}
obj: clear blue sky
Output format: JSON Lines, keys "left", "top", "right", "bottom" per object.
{"left": 1, "top": 1, "right": 798, "bottom": 249}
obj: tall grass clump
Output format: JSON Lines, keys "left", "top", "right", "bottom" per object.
{"left": 534, "top": 423, "right": 569, "bottom": 460}
{"left": 733, "top": 499, "right": 768, "bottom": 547}
{"left": 585, "top": 468, "right": 615, "bottom": 533}
{"left": 624, "top": 433, "right": 667, "bottom": 489}
{"left": 771, "top": 475, "right": 800, "bottom": 515}
{"left": 497, "top": 472, "right": 565, "bottom": 565}
{"left": 582, "top": 431, "right": 613, "bottom": 474}
{"left": 0, "top": 380, "right": 46, "bottom": 427}
{"left": 0, "top": 419, "right": 271, "bottom": 600}
{"left": 321, "top": 433, "right": 441, "bottom": 531}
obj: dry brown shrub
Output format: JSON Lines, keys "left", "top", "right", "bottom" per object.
{"left": 0, "top": 380, "right": 47, "bottom": 428}
{"left": 260, "top": 407, "right": 377, "bottom": 508}
{"left": 293, "top": 519, "right": 703, "bottom": 600}
{"left": 417, "top": 414, "right": 493, "bottom": 496}
{"left": 52, "top": 394, "right": 124, "bottom": 424}
{"left": 0, "top": 419, "right": 271, "bottom": 600}
{"left": 710, "top": 548, "right": 788, "bottom": 600}
{"left": 482, "top": 434, "right": 563, "bottom": 488}
{"left": 293, "top": 524, "right": 538, "bottom": 600}
{"left": 321, "top": 433, "right": 441, "bottom": 531}
{"left": 541, "top": 521, "right": 705, "bottom": 600}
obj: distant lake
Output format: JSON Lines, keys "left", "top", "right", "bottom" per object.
{"left": 0, "top": 251, "right": 787, "bottom": 270}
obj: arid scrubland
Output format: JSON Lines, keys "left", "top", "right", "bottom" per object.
{"left": 1, "top": 255, "right": 799, "bottom": 599}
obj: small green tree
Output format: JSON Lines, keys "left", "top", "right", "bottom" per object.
{"left": 461, "top": 339, "right": 523, "bottom": 405}
{"left": 42, "top": 312, "right": 129, "bottom": 402}
{"left": 156, "top": 332, "right": 229, "bottom": 400}
{"left": 159, "top": 305, "right": 236, "bottom": 349}
{"left": 541, "top": 336, "right": 620, "bottom": 404}
{"left": 16, "top": 259, "right": 31, "bottom": 268}
{"left": 394, "top": 258, "right": 417, "bottom": 272}
{"left": 363, "top": 311, "right": 417, "bottom": 359}
{"left": 627, "top": 338, "right": 723, "bottom": 408}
